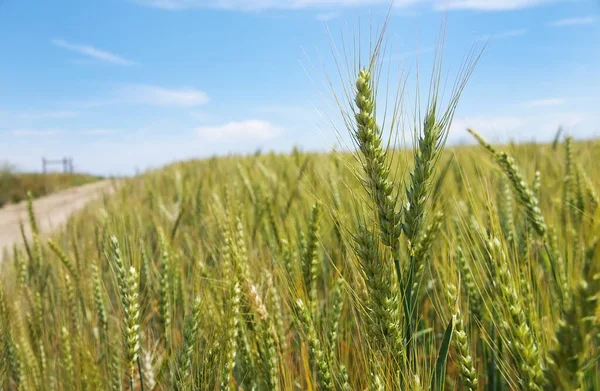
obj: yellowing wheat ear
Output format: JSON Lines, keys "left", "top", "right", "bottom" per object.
{"left": 446, "top": 283, "right": 478, "bottom": 391}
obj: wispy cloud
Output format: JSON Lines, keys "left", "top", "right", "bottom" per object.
{"left": 81, "top": 129, "right": 119, "bottom": 135}
{"left": 316, "top": 11, "right": 340, "bottom": 21}
{"left": 525, "top": 98, "right": 566, "bottom": 108}
{"left": 450, "top": 111, "right": 594, "bottom": 144}
{"left": 51, "top": 38, "right": 137, "bottom": 66}
{"left": 118, "top": 85, "right": 209, "bottom": 107}
{"left": 134, "top": 0, "right": 399, "bottom": 11}
{"left": 8, "top": 128, "right": 122, "bottom": 138}
{"left": 390, "top": 45, "right": 436, "bottom": 62}
{"left": 256, "top": 105, "right": 315, "bottom": 117}
{"left": 549, "top": 16, "right": 598, "bottom": 27}
{"left": 187, "top": 111, "right": 216, "bottom": 123}
{"left": 133, "top": 0, "right": 189, "bottom": 9}
{"left": 479, "top": 28, "right": 528, "bottom": 40}
{"left": 438, "top": 0, "right": 557, "bottom": 11}
{"left": 12, "top": 129, "right": 66, "bottom": 136}
{"left": 0, "top": 110, "right": 78, "bottom": 120}
{"left": 196, "top": 119, "right": 283, "bottom": 141}
{"left": 57, "top": 85, "right": 210, "bottom": 109}
{"left": 134, "top": 0, "right": 559, "bottom": 11}
{"left": 17, "top": 110, "right": 79, "bottom": 120}
{"left": 450, "top": 115, "right": 524, "bottom": 141}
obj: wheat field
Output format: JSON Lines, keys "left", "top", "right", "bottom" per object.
{"left": 1, "top": 36, "right": 599, "bottom": 391}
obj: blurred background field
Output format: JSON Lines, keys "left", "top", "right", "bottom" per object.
{"left": 0, "top": 164, "right": 102, "bottom": 207}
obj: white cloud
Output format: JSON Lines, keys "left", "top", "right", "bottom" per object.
{"left": 478, "top": 28, "right": 528, "bottom": 40}
{"left": 549, "top": 16, "right": 598, "bottom": 27}
{"left": 256, "top": 105, "right": 315, "bottom": 117}
{"left": 450, "top": 111, "right": 596, "bottom": 145}
{"left": 196, "top": 119, "right": 283, "bottom": 140}
{"left": 188, "top": 111, "right": 216, "bottom": 122}
{"left": 119, "top": 85, "right": 209, "bottom": 107}
{"left": 316, "top": 11, "right": 340, "bottom": 21}
{"left": 54, "top": 85, "right": 209, "bottom": 109}
{"left": 439, "top": 0, "right": 556, "bottom": 11}
{"left": 51, "top": 38, "right": 136, "bottom": 66}
{"left": 134, "top": 0, "right": 559, "bottom": 11}
{"left": 8, "top": 128, "right": 121, "bottom": 137}
{"left": 81, "top": 129, "right": 119, "bottom": 135}
{"left": 12, "top": 129, "right": 66, "bottom": 136}
{"left": 16, "top": 110, "right": 79, "bottom": 119}
{"left": 524, "top": 98, "right": 566, "bottom": 108}
{"left": 0, "top": 109, "right": 78, "bottom": 121}
{"left": 134, "top": 0, "right": 187, "bottom": 9}
{"left": 390, "top": 45, "right": 436, "bottom": 62}
{"left": 450, "top": 115, "right": 524, "bottom": 143}
{"left": 134, "top": 0, "right": 395, "bottom": 10}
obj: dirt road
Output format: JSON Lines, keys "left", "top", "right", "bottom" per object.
{"left": 0, "top": 180, "right": 116, "bottom": 252}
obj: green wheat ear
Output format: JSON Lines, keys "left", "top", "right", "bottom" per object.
{"left": 295, "top": 298, "right": 334, "bottom": 391}
{"left": 328, "top": 276, "right": 345, "bottom": 350}
{"left": 247, "top": 282, "right": 280, "bottom": 391}
{"left": 26, "top": 191, "right": 39, "bottom": 236}
{"left": 545, "top": 268, "right": 600, "bottom": 390}
{"left": 48, "top": 239, "right": 78, "bottom": 280}
{"left": 353, "top": 227, "right": 402, "bottom": 358}
{"left": 302, "top": 201, "right": 322, "bottom": 311}
{"left": 14, "top": 247, "right": 27, "bottom": 294}
{"left": 353, "top": 67, "right": 403, "bottom": 290}
{"left": 266, "top": 271, "right": 287, "bottom": 351}
{"left": 91, "top": 260, "right": 108, "bottom": 334}
{"left": 468, "top": 128, "right": 548, "bottom": 238}
{"left": 157, "top": 227, "right": 172, "bottom": 348}
{"left": 579, "top": 165, "right": 599, "bottom": 214}
{"left": 175, "top": 296, "right": 202, "bottom": 389}
{"left": 123, "top": 266, "right": 141, "bottom": 389}
{"left": 446, "top": 283, "right": 478, "bottom": 391}
{"left": 562, "top": 136, "right": 576, "bottom": 224}
{"left": 221, "top": 278, "right": 241, "bottom": 390}
{"left": 60, "top": 327, "right": 75, "bottom": 390}
{"left": 490, "top": 238, "right": 546, "bottom": 391}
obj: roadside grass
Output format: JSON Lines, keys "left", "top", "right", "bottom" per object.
{"left": 0, "top": 170, "right": 103, "bottom": 207}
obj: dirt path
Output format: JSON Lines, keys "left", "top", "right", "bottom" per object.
{"left": 0, "top": 180, "right": 116, "bottom": 252}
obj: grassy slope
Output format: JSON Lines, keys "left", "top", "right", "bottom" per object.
{"left": 0, "top": 171, "right": 102, "bottom": 207}
{"left": 0, "top": 140, "right": 598, "bottom": 390}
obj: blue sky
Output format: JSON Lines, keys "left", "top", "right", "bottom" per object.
{"left": 0, "top": 0, "right": 598, "bottom": 175}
